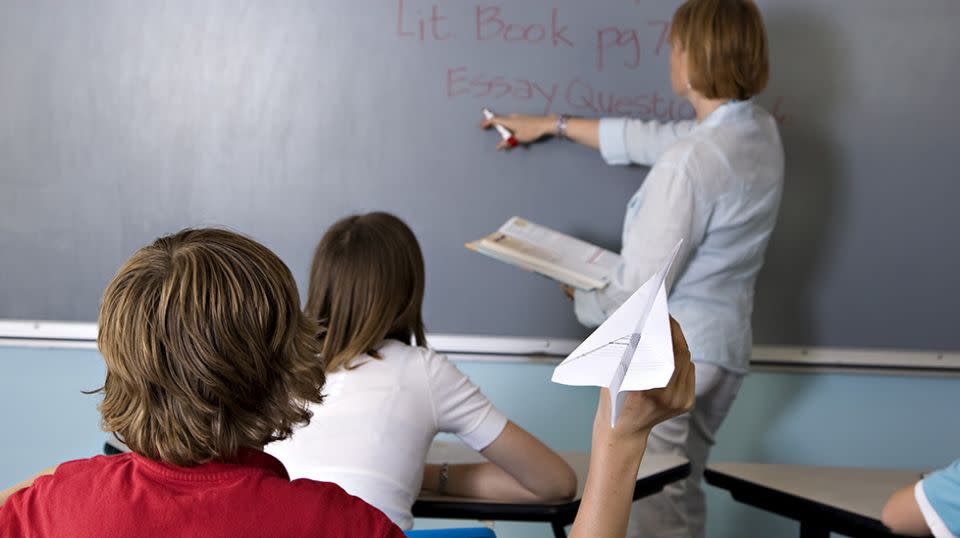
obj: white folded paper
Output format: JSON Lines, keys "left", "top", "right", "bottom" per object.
{"left": 552, "top": 239, "right": 683, "bottom": 426}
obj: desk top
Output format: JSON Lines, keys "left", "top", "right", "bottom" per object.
{"left": 417, "top": 441, "right": 688, "bottom": 506}
{"left": 707, "top": 462, "right": 923, "bottom": 521}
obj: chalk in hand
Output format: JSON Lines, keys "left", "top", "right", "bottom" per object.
{"left": 482, "top": 107, "right": 518, "bottom": 147}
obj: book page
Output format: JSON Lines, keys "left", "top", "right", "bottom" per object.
{"left": 499, "top": 218, "right": 620, "bottom": 286}
{"left": 486, "top": 233, "right": 560, "bottom": 264}
{"left": 471, "top": 234, "right": 602, "bottom": 289}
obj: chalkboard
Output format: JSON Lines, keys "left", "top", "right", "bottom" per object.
{"left": 1, "top": 0, "right": 958, "bottom": 350}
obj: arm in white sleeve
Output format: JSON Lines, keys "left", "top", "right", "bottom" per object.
{"left": 598, "top": 118, "right": 697, "bottom": 166}
{"left": 574, "top": 159, "right": 702, "bottom": 327}
{"left": 424, "top": 351, "right": 508, "bottom": 451}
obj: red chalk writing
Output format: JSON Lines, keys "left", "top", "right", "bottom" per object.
{"left": 597, "top": 27, "right": 641, "bottom": 71}
{"left": 475, "top": 7, "right": 573, "bottom": 47}
{"left": 446, "top": 66, "right": 790, "bottom": 123}
{"left": 769, "top": 96, "right": 789, "bottom": 124}
{"left": 397, "top": 0, "right": 454, "bottom": 41}
{"left": 564, "top": 78, "right": 695, "bottom": 119}
{"left": 447, "top": 67, "right": 560, "bottom": 115}
{"left": 396, "top": 0, "right": 668, "bottom": 67}
{"left": 649, "top": 20, "right": 671, "bottom": 55}
{"left": 393, "top": 3, "right": 791, "bottom": 128}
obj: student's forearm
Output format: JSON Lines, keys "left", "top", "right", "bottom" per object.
{"left": 569, "top": 323, "right": 694, "bottom": 537}
{"left": 569, "top": 435, "right": 647, "bottom": 538}
{"left": 477, "top": 421, "right": 577, "bottom": 501}
{"left": 0, "top": 467, "right": 57, "bottom": 506}
{"left": 423, "top": 462, "right": 545, "bottom": 502}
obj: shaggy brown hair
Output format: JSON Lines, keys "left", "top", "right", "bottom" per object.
{"left": 306, "top": 212, "right": 427, "bottom": 372}
{"left": 670, "top": 0, "right": 770, "bottom": 100}
{"left": 95, "top": 228, "right": 325, "bottom": 467}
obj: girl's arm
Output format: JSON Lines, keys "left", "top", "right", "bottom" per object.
{"left": 881, "top": 484, "right": 933, "bottom": 536}
{"left": 422, "top": 421, "right": 576, "bottom": 502}
{"left": 423, "top": 348, "right": 577, "bottom": 502}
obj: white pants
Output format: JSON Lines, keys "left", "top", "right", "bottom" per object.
{"left": 627, "top": 362, "right": 745, "bottom": 538}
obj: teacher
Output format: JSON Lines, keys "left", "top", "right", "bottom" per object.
{"left": 481, "top": 1, "right": 784, "bottom": 537}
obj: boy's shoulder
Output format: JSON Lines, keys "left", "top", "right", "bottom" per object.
{"left": 38, "top": 453, "right": 134, "bottom": 488}
{"left": 2, "top": 452, "right": 403, "bottom": 537}
{"left": 0, "top": 454, "right": 136, "bottom": 536}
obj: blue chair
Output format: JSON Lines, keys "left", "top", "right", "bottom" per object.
{"left": 404, "top": 529, "right": 495, "bottom": 538}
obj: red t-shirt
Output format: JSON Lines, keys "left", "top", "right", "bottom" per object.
{"left": 0, "top": 448, "right": 405, "bottom": 537}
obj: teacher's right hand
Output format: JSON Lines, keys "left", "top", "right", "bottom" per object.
{"left": 480, "top": 114, "right": 555, "bottom": 150}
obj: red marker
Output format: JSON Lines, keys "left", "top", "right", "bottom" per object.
{"left": 482, "top": 108, "right": 518, "bottom": 147}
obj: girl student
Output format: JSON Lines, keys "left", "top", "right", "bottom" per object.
{"left": 267, "top": 212, "right": 577, "bottom": 530}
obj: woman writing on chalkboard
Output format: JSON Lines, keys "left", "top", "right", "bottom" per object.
{"left": 481, "top": 1, "right": 784, "bottom": 537}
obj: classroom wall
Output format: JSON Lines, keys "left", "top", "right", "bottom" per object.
{"left": 1, "top": 345, "right": 957, "bottom": 538}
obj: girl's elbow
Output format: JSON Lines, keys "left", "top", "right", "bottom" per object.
{"left": 563, "top": 463, "right": 578, "bottom": 497}
{"left": 880, "top": 503, "right": 899, "bottom": 531}
{"left": 880, "top": 512, "right": 918, "bottom": 536}
{"left": 880, "top": 500, "right": 928, "bottom": 536}
{"left": 558, "top": 467, "right": 578, "bottom": 499}
{"left": 541, "top": 463, "right": 577, "bottom": 501}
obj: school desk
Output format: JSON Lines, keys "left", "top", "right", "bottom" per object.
{"left": 705, "top": 462, "right": 923, "bottom": 538}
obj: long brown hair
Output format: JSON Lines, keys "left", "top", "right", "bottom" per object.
{"left": 95, "top": 228, "right": 325, "bottom": 467}
{"left": 307, "top": 212, "right": 427, "bottom": 372}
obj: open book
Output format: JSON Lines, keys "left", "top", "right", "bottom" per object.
{"left": 551, "top": 240, "right": 683, "bottom": 426}
{"left": 466, "top": 217, "right": 622, "bottom": 290}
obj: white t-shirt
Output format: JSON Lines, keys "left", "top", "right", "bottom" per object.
{"left": 266, "top": 339, "right": 508, "bottom": 529}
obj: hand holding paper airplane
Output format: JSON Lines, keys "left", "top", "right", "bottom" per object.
{"left": 552, "top": 240, "right": 684, "bottom": 426}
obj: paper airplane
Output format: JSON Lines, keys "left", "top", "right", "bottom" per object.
{"left": 551, "top": 240, "right": 683, "bottom": 426}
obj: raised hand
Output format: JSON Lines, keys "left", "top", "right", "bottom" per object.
{"left": 595, "top": 317, "right": 696, "bottom": 445}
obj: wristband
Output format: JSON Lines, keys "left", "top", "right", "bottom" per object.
{"left": 557, "top": 114, "right": 570, "bottom": 140}
{"left": 438, "top": 462, "right": 449, "bottom": 495}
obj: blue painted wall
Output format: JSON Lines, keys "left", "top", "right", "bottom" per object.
{"left": 2, "top": 346, "right": 957, "bottom": 537}
{"left": 0, "top": 347, "right": 106, "bottom": 484}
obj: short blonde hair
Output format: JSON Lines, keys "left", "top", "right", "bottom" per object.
{"left": 670, "top": 0, "right": 770, "bottom": 100}
{"left": 306, "top": 213, "right": 427, "bottom": 372}
{"left": 96, "top": 228, "right": 325, "bottom": 466}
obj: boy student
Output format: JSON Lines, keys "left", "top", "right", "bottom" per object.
{"left": 883, "top": 460, "right": 960, "bottom": 537}
{"left": 0, "top": 229, "right": 400, "bottom": 537}
{"left": 0, "top": 227, "right": 694, "bottom": 538}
